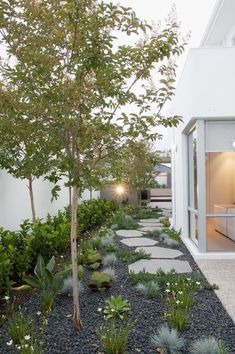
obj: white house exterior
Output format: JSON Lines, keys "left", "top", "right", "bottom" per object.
{"left": 171, "top": 0, "right": 235, "bottom": 258}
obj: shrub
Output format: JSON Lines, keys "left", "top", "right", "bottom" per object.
{"left": 84, "top": 251, "right": 102, "bottom": 269}
{"left": 103, "top": 295, "right": 131, "bottom": 321}
{"left": 161, "top": 217, "right": 171, "bottom": 228}
{"left": 131, "top": 208, "right": 162, "bottom": 220}
{"left": 99, "top": 320, "right": 132, "bottom": 354}
{"left": 0, "top": 245, "right": 12, "bottom": 295}
{"left": 116, "top": 249, "right": 151, "bottom": 263}
{"left": 151, "top": 324, "right": 185, "bottom": 354}
{"left": 136, "top": 281, "right": 160, "bottom": 297}
{"left": 129, "top": 270, "right": 159, "bottom": 285}
{"left": 190, "top": 337, "right": 221, "bottom": 354}
{"left": 88, "top": 271, "right": 112, "bottom": 291}
{"left": 111, "top": 209, "right": 139, "bottom": 230}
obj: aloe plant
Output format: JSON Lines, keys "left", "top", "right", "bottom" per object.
{"left": 24, "top": 255, "right": 70, "bottom": 314}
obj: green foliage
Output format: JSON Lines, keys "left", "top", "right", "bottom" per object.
{"left": 59, "top": 277, "right": 84, "bottom": 295}
{"left": 160, "top": 234, "right": 179, "bottom": 247}
{"left": 151, "top": 324, "right": 185, "bottom": 354}
{"left": 190, "top": 337, "right": 221, "bottom": 354}
{"left": 131, "top": 208, "right": 162, "bottom": 220}
{"left": 103, "top": 295, "right": 131, "bottom": 321}
{"left": 78, "top": 265, "right": 85, "bottom": 281}
{"left": 116, "top": 249, "right": 151, "bottom": 263}
{"left": 99, "top": 320, "right": 132, "bottom": 354}
{"left": 218, "top": 341, "right": 228, "bottom": 354}
{"left": 102, "top": 268, "right": 117, "bottom": 281}
{"left": 167, "top": 308, "right": 189, "bottom": 332}
{"left": 76, "top": 199, "right": 118, "bottom": 233}
{"left": 0, "top": 245, "right": 12, "bottom": 295}
{"left": 24, "top": 255, "right": 70, "bottom": 314}
{"left": 145, "top": 229, "right": 162, "bottom": 238}
{"left": 8, "top": 310, "right": 43, "bottom": 353}
{"left": 112, "top": 209, "right": 139, "bottom": 230}
{"left": 84, "top": 251, "right": 102, "bottom": 269}
{"left": 88, "top": 271, "right": 112, "bottom": 291}
{"left": 161, "top": 217, "right": 171, "bottom": 228}
{"left": 164, "top": 228, "right": 181, "bottom": 241}
{"left": 136, "top": 281, "right": 160, "bottom": 297}
{"left": 129, "top": 270, "right": 159, "bottom": 285}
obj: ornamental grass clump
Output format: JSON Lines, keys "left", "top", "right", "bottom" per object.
{"left": 136, "top": 281, "right": 160, "bottom": 297}
{"left": 117, "top": 249, "right": 151, "bottom": 263}
{"left": 151, "top": 324, "right": 185, "bottom": 354}
{"left": 99, "top": 320, "right": 132, "bottom": 354}
{"left": 190, "top": 337, "right": 221, "bottom": 354}
{"left": 103, "top": 253, "right": 117, "bottom": 267}
{"left": 102, "top": 267, "right": 117, "bottom": 281}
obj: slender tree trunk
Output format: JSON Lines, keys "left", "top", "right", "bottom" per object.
{"left": 28, "top": 175, "right": 36, "bottom": 223}
{"left": 70, "top": 185, "right": 83, "bottom": 330}
{"left": 89, "top": 188, "right": 93, "bottom": 200}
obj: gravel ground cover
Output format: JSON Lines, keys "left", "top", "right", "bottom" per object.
{"left": 1, "top": 228, "right": 235, "bottom": 353}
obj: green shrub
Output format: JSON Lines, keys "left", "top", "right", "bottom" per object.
{"left": 132, "top": 208, "right": 162, "bottom": 220}
{"left": 103, "top": 295, "right": 131, "bottom": 321}
{"left": 151, "top": 324, "right": 185, "bottom": 354}
{"left": 99, "top": 320, "right": 132, "bottom": 354}
{"left": 0, "top": 245, "right": 12, "bottom": 295}
{"left": 129, "top": 270, "right": 159, "bottom": 285}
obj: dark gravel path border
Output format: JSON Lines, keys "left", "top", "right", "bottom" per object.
{"left": 1, "top": 231, "right": 235, "bottom": 353}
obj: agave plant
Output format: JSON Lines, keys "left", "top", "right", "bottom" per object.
{"left": 190, "top": 337, "right": 221, "bottom": 354}
{"left": 151, "top": 324, "right": 185, "bottom": 354}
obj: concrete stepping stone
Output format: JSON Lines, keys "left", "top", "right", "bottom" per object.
{"left": 120, "top": 237, "right": 158, "bottom": 247}
{"left": 116, "top": 230, "right": 145, "bottom": 238}
{"left": 139, "top": 219, "right": 161, "bottom": 223}
{"left": 140, "top": 226, "right": 163, "bottom": 232}
{"left": 129, "top": 259, "right": 192, "bottom": 274}
{"left": 135, "top": 246, "right": 183, "bottom": 259}
{"left": 139, "top": 222, "right": 162, "bottom": 227}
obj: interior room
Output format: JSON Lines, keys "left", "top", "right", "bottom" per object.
{"left": 206, "top": 151, "right": 235, "bottom": 251}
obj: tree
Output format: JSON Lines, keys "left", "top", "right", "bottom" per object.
{"left": 0, "top": 0, "right": 185, "bottom": 329}
{"left": 110, "top": 140, "right": 159, "bottom": 202}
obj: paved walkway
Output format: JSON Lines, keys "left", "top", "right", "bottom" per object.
{"left": 197, "top": 259, "right": 235, "bottom": 323}
{"left": 116, "top": 209, "right": 192, "bottom": 275}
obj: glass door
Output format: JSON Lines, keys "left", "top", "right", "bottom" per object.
{"left": 188, "top": 127, "right": 198, "bottom": 245}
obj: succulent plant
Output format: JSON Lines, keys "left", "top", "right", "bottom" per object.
{"left": 151, "top": 324, "right": 185, "bottom": 354}
{"left": 190, "top": 337, "right": 221, "bottom": 354}
{"left": 88, "top": 271, "right": 112, "bottom": 291}
{"left": 84, "top": 252, "right": 102, "bottom": 269}
{"left": 103, "top": 295, "right": 131, "bottom": 321}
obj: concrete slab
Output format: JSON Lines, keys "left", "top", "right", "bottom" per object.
{"left": 139, "top": 219, "right": 161, "bottom": 223}
{"left": 140, "top": 226, "right": 163, "bottom": 232}
{"left": 115, "top": 230, "right": 145, "bottom": 238}
{"left": 197, "top": 259, "right": 235, "bottom": 323}
{"left": 135, "top": 246, "right": 183, "bottom": 259}
{"left": 139, "top": 222, "right": 162, "bottom": 227}
{"left": 120, "top": 237, "right": 158, "bottom": 247}
{"left": 129, "top": 259, "right": 192, "bottom": 274}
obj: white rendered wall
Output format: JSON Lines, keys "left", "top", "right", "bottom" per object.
{"left": 171, "top": 47, "right": 235, "bottom": 239}
{"left": 0, "top": 170, "right": 100, "bottom": 230}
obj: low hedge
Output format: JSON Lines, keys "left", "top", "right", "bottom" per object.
{"left": 0, "top": 198, "right": 118, "bottom": 296}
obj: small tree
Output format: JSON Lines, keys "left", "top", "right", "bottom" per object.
{"left": 0, "top": 0, "right": 185, "bottom": 329}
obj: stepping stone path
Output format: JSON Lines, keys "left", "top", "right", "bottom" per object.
{"left": 120, "top": 237, "right": 158, "bottom": 247}
{"left": 135, "top": 246, "right": 183, "bottom": 259}
{"left": 140, "top": 226, "right": 163, "bottom": 232}
{"left": 116, "top": 209, "right": 192, "bottom": 275}
{"left": 116, "top": 230, "right": 145, "bottom": 238}
{"left": 139, "top": 222, "right": 162, "bottom": 227}
{"left": 129, "top": 259, "right": 192, "bottom": 274}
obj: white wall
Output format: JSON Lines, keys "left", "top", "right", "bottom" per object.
{"left": 171, "top": 47, "right": 235, "bottom": 238}
{"left": 0, "top": 170, "right": 100, "bottom": 230}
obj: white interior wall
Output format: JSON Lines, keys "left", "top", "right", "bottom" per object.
{"left": 206, "top": 152, "right": 235, "bottom": 213}
{"left": 0, "top": 170, "right": 100, "bottom": 231}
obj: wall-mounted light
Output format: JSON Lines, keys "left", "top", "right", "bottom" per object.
{"left": 232, "top": 141, "right": 235, "bottom": 149}
{"left": 116, "top": 185, "right": 125, "bottom": 195}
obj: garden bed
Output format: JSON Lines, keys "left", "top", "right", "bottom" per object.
{"left": 1, "top": 232, "right": 235, "bottom": 353}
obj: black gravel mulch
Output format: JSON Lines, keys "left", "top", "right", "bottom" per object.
{"left": 1, "top": 233, "right": 235, "bottom": 353}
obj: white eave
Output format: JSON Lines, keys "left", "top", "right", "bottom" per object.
{"left": 200, "top": 0, "right": 235, "bottom": 47}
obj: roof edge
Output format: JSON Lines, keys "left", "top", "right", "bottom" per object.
{"left": 200, "top": 0, "right": 225, "bottom": 47}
